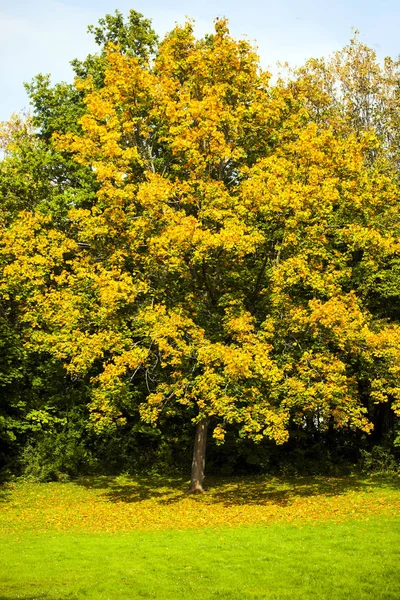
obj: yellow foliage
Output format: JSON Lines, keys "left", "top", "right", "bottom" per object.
{"left": 2, "top": 18, "right": 400, "bottom": 447}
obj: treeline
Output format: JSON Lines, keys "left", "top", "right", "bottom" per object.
{"left": 0, "top": 11, "right": 399, "bottom": 486}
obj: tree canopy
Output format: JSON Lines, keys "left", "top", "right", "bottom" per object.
{"left": 1, "top": 12, "right": 399, "bottom": 487}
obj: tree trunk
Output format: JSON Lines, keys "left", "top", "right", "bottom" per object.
{"left": 189, "top": 418, "right": 209, "bottom": 493}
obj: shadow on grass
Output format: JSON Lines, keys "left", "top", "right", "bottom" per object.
{"left": 77, "top": 474, "right": 188, "bottom": 505}
{"left": 0, "top": 595, "right": 78, "bottom": 600}
{"left": 74, "top": 473, "right": 400, "bottom": 508}
{"left": 0, "top": 486, "right": 11, "bottom": 503}
{"left": 0, "top": 597, "right": 79, "bottom": 600}
{"left": 204, "top": 474, "right": 400, "bottom": 507}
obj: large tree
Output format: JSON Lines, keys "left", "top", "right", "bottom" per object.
{"left": 1, "top": 16, "right": 400, "bottom": 489}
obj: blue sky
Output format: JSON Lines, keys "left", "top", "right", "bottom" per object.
{"left": 1, "top": 0, "right": 399, "bottom": 122}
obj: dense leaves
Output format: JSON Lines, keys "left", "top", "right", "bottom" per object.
{"left": 1, "top": 475, "right": 399, "bottom": 533}
{"left": 0, "top": 11, "right": 399, "bottom": 481}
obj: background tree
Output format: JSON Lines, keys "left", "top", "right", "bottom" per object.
{"left": 285, "top": 34, "right": 400, "bottom": 447}
{"left": 0, "top": 11, "right": 161, "bottom": 481}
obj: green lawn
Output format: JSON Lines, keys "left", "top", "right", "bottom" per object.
{"left": 1, "top": 475, "right": 399, "bottom": 599}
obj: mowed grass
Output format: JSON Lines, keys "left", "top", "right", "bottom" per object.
{"left": 0, "top": 475, "right": 400, "bottom": 599}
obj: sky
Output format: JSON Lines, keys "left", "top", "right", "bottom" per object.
{"left": 1, "top": 0, "right": 399, "bottom": 122}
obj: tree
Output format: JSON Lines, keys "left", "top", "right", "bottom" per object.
{"left": 0, "top": 12, "right": 162, "bottom": 479}
{"left": 285, "top": 34, "right": 400, "bottom": 443}
{"left": 289, "top": 33, "right": 400, "bottom": 164}
{"left": 1, "top": 17, "right": 400, "bottom": 489}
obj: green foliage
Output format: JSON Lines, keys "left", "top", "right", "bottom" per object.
{"left": 358, "top": 446, "right": 399, "bottom": 474}
{"left": 20, "top": 428, "right": 96, "bottom": 482}
{"left": 86, "top": 9, "right": 158, "bottom": 61}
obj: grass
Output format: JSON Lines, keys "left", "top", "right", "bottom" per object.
{"left": 0, "top": 474, "right": 400, "bottom": 599}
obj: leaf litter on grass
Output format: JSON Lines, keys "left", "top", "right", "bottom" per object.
{"left": 0, "top": 475, "right": 399, "bottom": 534}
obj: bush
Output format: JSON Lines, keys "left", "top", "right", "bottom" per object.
{"left": 358, "top": 446, "right": 399, "bottom": 474}
{"left": 20, "top": 427, "right": 98, "bottom": 482}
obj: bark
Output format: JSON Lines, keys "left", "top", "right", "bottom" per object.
{"left": 189, "top": 418, "right": 209, "bottom": 493}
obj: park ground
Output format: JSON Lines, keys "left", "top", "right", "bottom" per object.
{"left": 0, "top": 474, "right": 399, "bottom": 599}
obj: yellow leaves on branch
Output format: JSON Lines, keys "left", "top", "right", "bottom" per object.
{"left": 55, "top": 18, "right": 274, "bottom": 186}
{"left": 3, "top": 17, "right": 400, "bottom": 443}
{"left": 0, "top": 212, "right": 76, "bottom": 300}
